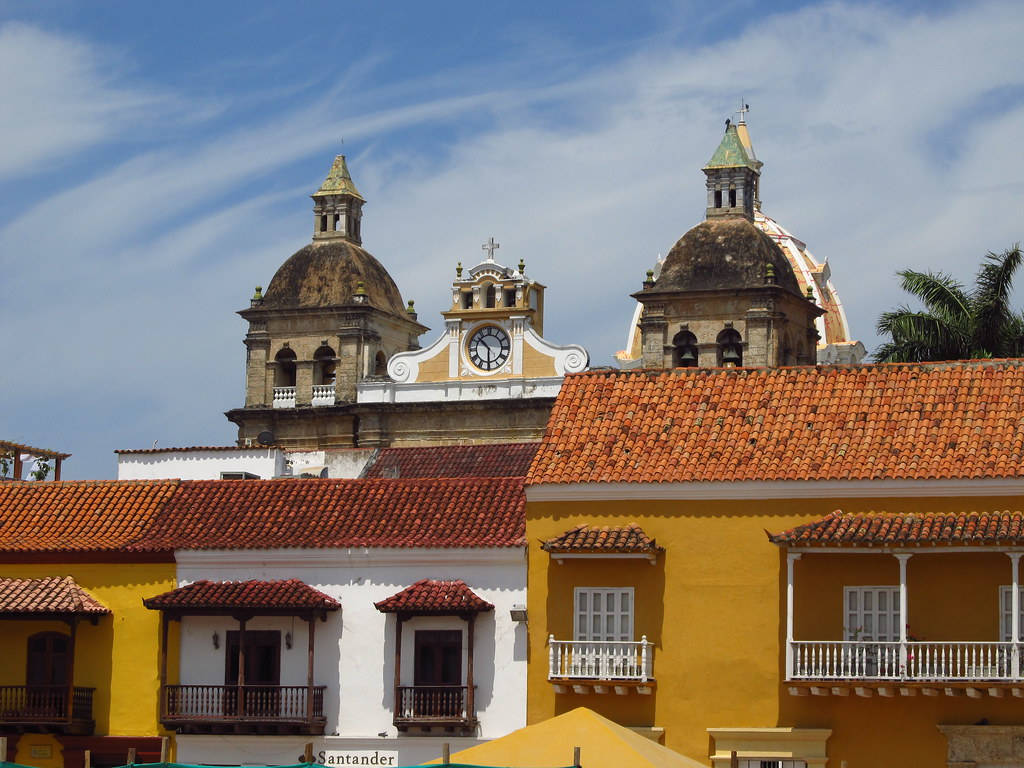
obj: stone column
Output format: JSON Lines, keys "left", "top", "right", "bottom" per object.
{"left": 639, "top": 307, "right": 667, "bottom": 369}
{"left": 295, "top": 361, "right": 314, "bottom": 406}
{"left": 244, "top": 337, "right": 270, "bottom": 407}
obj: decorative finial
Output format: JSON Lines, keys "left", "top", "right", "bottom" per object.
{"left": 765, "top": 263, "right": 775, "bottom": 284}
{"left": 643, "top": 269, "right": 655, "bottom": 289}
{"left": 518, "top": 258, "right": 525, "bottom": 274}
{"left": 735, "top": 99, "right": 750, "bottom": 125}
{"left": 456, "top": 261, "right": 463, "bottom": 278}
{"left": 482, "top": 236, "right": 500, "bottom": 261}
{"left": 251, "top": 286, "right": 264, "bottom": 306}
{"left": 353, "top": 281, "right": 368, "bottom": 304}
{"left": 806, "top": 285, "right": 815, "bottom": 300}
{"left": 725, "top": 118, "right": 731, "bottom": 130}
{"left": 407, "top": 300, "right": 415, "bottom": 313}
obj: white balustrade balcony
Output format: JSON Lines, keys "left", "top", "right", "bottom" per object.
{"left": 272, "top": 386, "right": 296, "bottom": 409}
{"left": 548, "top": 636, "right": 654, "bottom": 694}
{"left": 311, "top": 385, "right": 336, "bottom": 406}
{"left": 790, "top": 640, "right": 1020, "bottom": 682}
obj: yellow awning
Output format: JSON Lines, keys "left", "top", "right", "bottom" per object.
{"left": 431, "top": 707, "right": 706, "bottom": 768}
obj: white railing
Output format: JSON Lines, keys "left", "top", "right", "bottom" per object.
{"left": 548, "top": 636, "right": 654, "bottom": 682}
{"left": 790, "top": 641, "right": 1020, "bottom": 681}
{"left": 272, "top": 386, "right": 296, "bottom": 409}
{"left": 311, "top": 385, "right": 335, "bottom": 406}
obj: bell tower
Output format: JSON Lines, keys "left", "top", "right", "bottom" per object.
{"left": 312, "top": 155, "right": 364, "bottom": 245}
{"left": 703, "top": 117, "right": 762, "bottom": 222}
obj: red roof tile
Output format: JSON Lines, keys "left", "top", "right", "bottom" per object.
{"left": 541, "top": 524, "right": 663, "bottom": 554}
{"left": 770, "top": 510, "right": 1024, "bottom": 546}
{"left": 143, "top": 579, "right": 339, "bottom": 611}
{"left": 136, "top": 477, "right": 525, "bottom": 550}
{"left": 115, "top": 446, "right": 246, "bottom": 455}
{"left": 362, "top": 443, "right": 539, "bottom": 478}
{"left": 527, "top": 361, "right": 1024, "bottom": 485}
{"left": 0, "top": 480, "right": 179, "bottom": 553}
{"left": 374, "top": 579, "right": 493, "bottom": 614}
{"left": 0, "top": 576, "right": 109, "bottom": 615}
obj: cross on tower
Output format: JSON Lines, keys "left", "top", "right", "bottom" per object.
{"left": 735, "top": 99, "right": 750, "bottom": 124}
{"left": 482, "top": 236, "right": 500, "bottom": 261}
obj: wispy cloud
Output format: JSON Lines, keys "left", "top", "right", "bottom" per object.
{"left": 2, "top": 1, "right": 1023, "bottom": 477}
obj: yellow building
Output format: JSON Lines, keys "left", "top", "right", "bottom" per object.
{"left": 525, "top": 361, "right": 1024, "bottom": 767}
{"left": 0, "top": 481, "right": 179, "bottom": 768}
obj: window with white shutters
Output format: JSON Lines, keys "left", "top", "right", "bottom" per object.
{"left": 999, "top": 586, "right": 1024, "bottom": 642}
{"left": 574, "top": 588, "right": 634, "bottom": 642}
{"left": 844, "top": 586, "right": 900, "bottom": 641}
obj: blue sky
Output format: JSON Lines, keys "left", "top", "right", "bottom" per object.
{"left": 1, "top": 0, "right": 1023, "bottom": 478}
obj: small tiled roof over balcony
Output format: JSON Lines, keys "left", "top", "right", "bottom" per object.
{"left": 375, "top": 579, "right": 493, "bottom": 614}
{"left": 542, "top": 524, "right": 663, "bottom": 554}
{"left": 770, "top": 509, "right": 1024, "bottom": 547}
{"left": 0, "top": 576, "right": 109, "bottom": 617}
{"left": 144, "top": 579, "right": 340, "bottom": 612}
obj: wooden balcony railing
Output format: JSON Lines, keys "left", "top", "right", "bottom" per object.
{"left": 394, "top": 685, "right": 475, "bottom": 729}
{"left": 0, "top": 686, "right": 95, "bottom": 733}
{"left": 548, "top": 637, "right": 655, "bottom": 682}
{"left": 161, "top": 684, "right": 326, "bottom": 734}
{"left": 790, "top": 641, "right": 1021, "bottom": 682}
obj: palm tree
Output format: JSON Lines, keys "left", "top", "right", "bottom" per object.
{"left": 874, "top": 245, "right": 1024, "bottom": 362}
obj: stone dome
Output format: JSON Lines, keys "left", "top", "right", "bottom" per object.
{"left": 652, "top": 216, "right": 801, "bottom": 296}
{"left": 262, "top": 241, "right": 408, "bottom": 317}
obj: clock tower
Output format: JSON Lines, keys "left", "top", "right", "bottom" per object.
{"left": 358, "top": 237, "right": 588, "bottom": 404}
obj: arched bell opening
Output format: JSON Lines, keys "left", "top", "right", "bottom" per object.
{"left": 717, "top": 328, "right": 743, "bottom": 368}
{"left": 374, "top": 351, "right": 388, "bottom": 377}
{"left": 672, "top": 330, "right": 699, "bottom": 368}
{"left": 274, "top": 348, "right": 297, "bottom": 387}
{"left": 313, "top": 346, "right": 337, "bottom": 385}
{"left": 484, "top": 284, "right": 496, "bottom": 309}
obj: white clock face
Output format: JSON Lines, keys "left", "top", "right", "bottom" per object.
{"left": 468, "top": 326, "right": 510, "bottom": 371}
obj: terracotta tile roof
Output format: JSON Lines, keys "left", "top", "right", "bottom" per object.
{"left": 0, "top": 480, "right": 179, "bottom": 553}
{"left": 0, "top": 576, "right": 109, "bottom": 615}
{"left": 143, "top": 579, "right": 339, "bottom": 611}
{"left": 115, "top": 446, "right": 247, "bottom": 455}
{"left": 770, "top": 510, "right": 1024, "bottom": 547}
{"left": 527, "top": 361, "right": 1024, "bottom": 485}
{"left": 362, "top": 443, "right": 539, "bottom": 478}
{"left": 541, "top": 524, "right": 663, "bottom": 554}
{"left": 374, "top": 579, "right": 494, "bottom": 614}
{"left": 137, "top": 477, "right": 525, "bottom": 550}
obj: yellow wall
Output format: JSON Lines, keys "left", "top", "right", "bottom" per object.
{"left": 527, "top": 494, "right": 1024, "bottom": 767}
{"left": 0, "top": 561, "right": 178, "bottom": 742}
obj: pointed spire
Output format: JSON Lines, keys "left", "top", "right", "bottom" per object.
{"left": 703, "top": 124, "right": 758, "bottom": 171}
{"left": 313, "top": 155, "right": 364, "bottom": 201}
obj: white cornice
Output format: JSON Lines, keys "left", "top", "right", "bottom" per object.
{"left": 526, "top": 478, "right": 1024, "bottom": 502}
{"left": 174, "top": 547, "right": 526, "bottom": 568}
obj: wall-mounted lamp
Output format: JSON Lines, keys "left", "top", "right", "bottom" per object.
{"left": 510, "top": 605, "right": 528, "bottom": 622}
{"left": 285, "top": 632, "right": 293, "bottom": 649}
{"left": 212, "top": 631, "right": 220, "bottom": 649}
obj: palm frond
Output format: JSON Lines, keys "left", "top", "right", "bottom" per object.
{"left": 896, "top": 269, "right": 970, "bottom": 321}
{"left": 875, "top": 308, "right": 968, "bottom": 361}
{"left": 972, "top": 245, "right": 1023, "bottom": 355}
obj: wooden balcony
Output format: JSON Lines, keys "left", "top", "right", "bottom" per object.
{"left": 161, "top": 684, "right": 326, "bottom": 734}
{"left": 394, "top": 685, "right": 476, "bottom": 732}
{"left": 788, "top": 641, "right": 1024, "bottom": 699}
{"left": 547, "top": 637, "right": 655, "bottom": 695}
{"left": 0, "top": 686, "right": 95, "bottom": 734}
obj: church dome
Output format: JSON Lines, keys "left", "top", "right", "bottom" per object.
{"left": 651, "top": 216, "right": 801, "bottom": 296}
{"left": 262, "top": 240, "right": 408, "bottom": 317}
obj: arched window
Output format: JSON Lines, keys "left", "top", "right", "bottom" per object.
{"left": 462, "top": 291, "right": 473, "bottom": 309}
{"left": 485, "top": 284, "right": 496, "bottom": 308}
{"left": 672, "top": 330, "right": 698, "bottom": 368}
{"left": 717, "top": 328, "right": 743, "bottom": 368}
{"left": 714, "top": 189, "right": 723, "bottom": 208}
{"left": 314, "top": 346, "right": 336, "bottom": 385}
{"left": 728, "top": 188, "right": 737, "bottom": 208}
{"left": 275, "top": 348, "right": 297, "bottom": 387}
{"left": 374, "top": 351, "right": 387, "bottom": 377}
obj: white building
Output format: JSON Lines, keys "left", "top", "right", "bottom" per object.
{"left": 139, "top": 475, "right": 527, "bottom": 767}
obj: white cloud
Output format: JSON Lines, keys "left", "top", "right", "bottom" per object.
{"left": 3, "top": 1, "right": 1024, "bottom": 477}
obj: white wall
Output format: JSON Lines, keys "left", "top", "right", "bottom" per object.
{"left": 117, "top": 448, "right": 286, "bottom": 479}
{"left": 173, "top": 547, "right": 526, "bottom": 764}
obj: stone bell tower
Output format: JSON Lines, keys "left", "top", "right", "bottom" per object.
{"left": 227, "top": 154, "right": 427, "bottom": 448}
